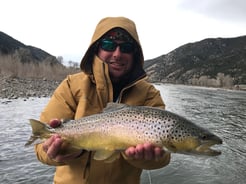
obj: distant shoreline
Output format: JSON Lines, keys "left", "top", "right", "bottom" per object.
{"left": 1, "top": 76, "right": 245, "bottom": 100}
{"left": 153, "top": 82, "right": 246, "bottom": 91}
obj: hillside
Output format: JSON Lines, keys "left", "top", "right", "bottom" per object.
{"left": 1, "top": 31, "right": 246, "bottom": 99}
{"left": 0, "top": 31, "right": 74, "bottom": 81}
{"left": 0, "top": 31, "right": 59, "bottom": 64}
{"left": 0, "top": 31, "right": 80, "bottom": 99}
{"left": 144, "top": 35, "right": 246, "bottom": 89}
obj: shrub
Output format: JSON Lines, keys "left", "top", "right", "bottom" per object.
{"left": 0, "top": 53, "right": 79, "bottom": 80}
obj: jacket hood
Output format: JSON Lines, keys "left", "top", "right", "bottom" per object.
{"left": 80, "top": 17, "right": 144, "bottom": 74}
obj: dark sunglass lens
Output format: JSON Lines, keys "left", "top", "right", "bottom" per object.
{"left": 100, "top": 40, "right": 116, "bottom": 51}
{"left": 100, "top": 39, "right": 134, "bottom": 53}
{"left": 120, "top": 42, "right": 134, "bottom": 53}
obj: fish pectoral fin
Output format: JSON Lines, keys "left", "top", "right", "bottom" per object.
{"left": 104, "top": 152, "right": 121, "bottom": 163}
{"left": 93, "top": 150, "right": 117, "bottom": 161}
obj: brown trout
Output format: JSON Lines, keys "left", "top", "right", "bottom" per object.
{"left": 25, "top": 103, "right": 222, "bottom": 160}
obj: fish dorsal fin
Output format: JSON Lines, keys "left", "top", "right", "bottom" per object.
{"left": 60, "top": 119, "right": 73, "bottom": 126}
{"left": 103, "top": 103, "right": 128, "bottom": 113}
{"left": 61, "top": 119, "right": 70, "bottom": 123}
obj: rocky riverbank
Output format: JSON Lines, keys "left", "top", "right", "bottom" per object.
{"left": 0, "top": 76, "right": 60, "bottom": 99}
{"left": 1, "top": 75, "right": 245, "bottom": 102}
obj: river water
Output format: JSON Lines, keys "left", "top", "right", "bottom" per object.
{"left": 0, "top": 84, "right": 245, "bottom": 184}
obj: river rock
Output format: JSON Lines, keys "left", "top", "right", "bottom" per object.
{"left": 0, "top": 76, "right": 60, "bottom": 99}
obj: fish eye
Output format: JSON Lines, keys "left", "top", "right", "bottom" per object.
{"left": 201, "top": 135, "right": 208, "bottom": 140}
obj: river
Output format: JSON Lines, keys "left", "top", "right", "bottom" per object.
{"left": 0, "top": 84, "right": 245, "bottom": 184}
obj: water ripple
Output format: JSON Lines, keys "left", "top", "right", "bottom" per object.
{"left": 1, "top": 87, "right": 246, "bottom": 184}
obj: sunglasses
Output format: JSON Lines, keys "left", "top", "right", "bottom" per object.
{"left": 99, "top": 39, "right": 135, "bottom": 53}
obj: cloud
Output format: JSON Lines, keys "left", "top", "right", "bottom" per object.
{"left": 178, "top": 0, "right": 246, "bottom": 23}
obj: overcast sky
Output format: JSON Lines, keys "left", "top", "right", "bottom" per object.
{"left": 1, "top": 0, "right": 246, "bottom": 64}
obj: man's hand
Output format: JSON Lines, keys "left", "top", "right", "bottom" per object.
{"left": 125, "top": 143, "right": 165, "bottom": 161}
{"left": 42, "top": 119, "right": 83, "bottom": 162}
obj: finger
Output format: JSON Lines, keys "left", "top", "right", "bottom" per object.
{"left": 49, "top": 119, "right": 61, "bottom": 128}
{"left": 125, "top": 147, "right": 136, "bottom": 157}
{"left": 135, "top": 144, "right": 144, "bottom": 159}
{"left": 42, "top": 135, "right": 57, "bottom": 152}
{"left": 46, "top": 137, "right": 62, "bottom": 159}
{"left": 143, "top": 143, "right": 154, "bottom": 160}
{"left": 154, "top": 147, "right": 165, "bottom": 160}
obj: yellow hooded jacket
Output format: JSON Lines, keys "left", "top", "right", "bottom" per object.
{"left": 35, "top": 17, "right": 170, "bottom": 184}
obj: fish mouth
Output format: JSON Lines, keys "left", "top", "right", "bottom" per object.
{"left": 195, "top": 139, "right": 223, "bottom": 156}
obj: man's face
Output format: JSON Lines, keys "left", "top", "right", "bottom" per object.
{"left": 97, "top": 39, "right": 134, "bottom": 83}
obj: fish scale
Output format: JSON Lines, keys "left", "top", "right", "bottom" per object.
{"left": 25, "top": 102, "right": 223, "bottom": 161}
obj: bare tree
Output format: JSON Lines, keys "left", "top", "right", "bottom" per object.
{"left": 57, "top": 56, "right": 64, "bottom": 64}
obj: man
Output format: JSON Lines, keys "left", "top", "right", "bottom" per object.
{"left": 35, "top": 16, "right": 170, "bottom": 184}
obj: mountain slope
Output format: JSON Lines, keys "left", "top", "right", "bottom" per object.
{"left": 0, "top": 31, "right": 59, "bottom": 64}
{"left": 144, "top": 35, "right": 246, "bottom": 87}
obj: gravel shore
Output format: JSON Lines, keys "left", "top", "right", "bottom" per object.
{"left": 0, "top": 76, "right": 60, "bottom": 99}
{"left": 1, "top": 76, "right": 245, "bottom": 101}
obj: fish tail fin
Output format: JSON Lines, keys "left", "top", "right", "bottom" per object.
{"left": 25, "top": 119, "right": 52, "bottom": 147}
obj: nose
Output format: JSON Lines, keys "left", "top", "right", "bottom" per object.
{"left": 112, "top": 46, "right": 122, "bottom": 58}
